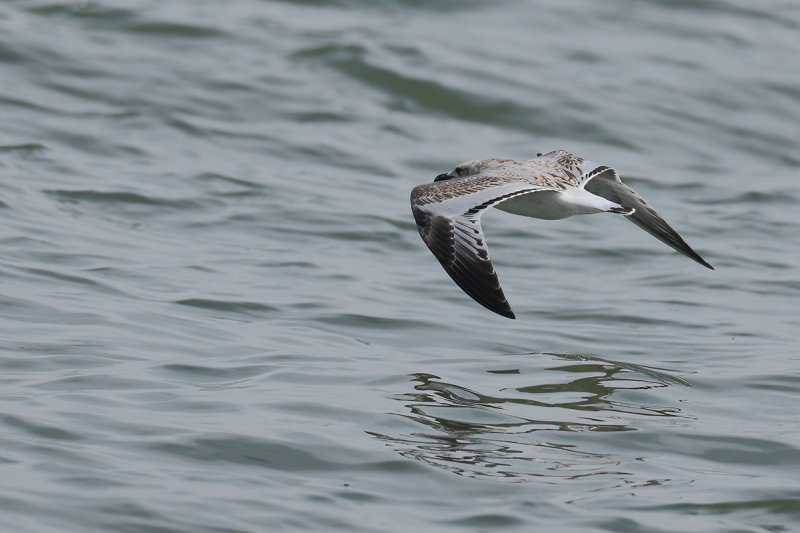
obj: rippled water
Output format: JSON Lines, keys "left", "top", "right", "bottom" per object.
{"left": 2, "top": 1, "right": 799, "bottom": 531}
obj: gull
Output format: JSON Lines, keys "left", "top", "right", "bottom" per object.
{"left": 410, "top": 150, "right": 713, "bottom": 319}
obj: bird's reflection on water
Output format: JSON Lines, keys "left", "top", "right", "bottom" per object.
{"left": 369, "top": 352, "right": 691, "bottom": 481}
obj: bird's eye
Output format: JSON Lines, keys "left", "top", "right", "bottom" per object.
{"left": 454, "top": 166, "right": 464, "bottom": 175}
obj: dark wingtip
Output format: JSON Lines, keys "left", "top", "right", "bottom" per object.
{"left": 480, "top": 300, "right": 515, "bottom": 319}
{"left": 686, "top": 248, "right": 714, "bottom": 270}
{"left": 699, "top": 258, "right": 715, "bottom": 270}
{"left": 486, "top": 296, "right": 515, "bottom": 319}
{"left": 683, "top": 250, "right": 714, "bottom": 270}
{"left": 473, "top": 294, "right": 515, "bottom": 318}
{"left": 623, "top": 211, "right": 715, "bottom": 272}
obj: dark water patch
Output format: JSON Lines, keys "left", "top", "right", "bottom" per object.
{"left": 192, "top": 172, "right": 266, "bottom": 191}
{"left": 159, "top": 117, "right": 290, "bottom": 149}
{"left": 317, "top": 229, "right": 403, "bottom": 243}
{"left": 74, "top": 109, "right": 141, "bottom": 120}
{"left": 87, "top": 501, "right": 229, "bottom": 533}
{"left": 592, "top": 517, "right": 655, "bottom": 533}
{"left": 723, "top": 131, "right": 800, "bottom": 168}
{"left": 2, "top": 415, "right": 82, "bottom": 442}
{"left": 0, "top": 354, "right": 112, "bottom": 372}
{"left": 688, "top": 435, "right": 800, "bottom": 466}
{"left": 21, "top": 441, "right": 112, "bottom": 469}
{"left": 27, "top": 3, "right": 135, "bottom": 20}
{"left": 565, "top": 49, "right": 604, "bottom": 64}
{"left": 0, "top": 95, "right": 55, "bottom": 114}
{"left": 95, "top": 518, "right": 250, "bottom": 533}
{"left": 65, "top": 412, "right": 188, "bottom": 438}
{"left": 281, "top": 110, "right": 354, "bottom": 123}
{"left": 358, "top": 214, "right": 418, "bottom": 232}
{"left": 0, "top": 339, "right": 108, "bottom": 356}
{"left": 275, "top": 402, "right": 386, "bottom": 425}
{"left": 765, "top": 81, "right": 800, "bottom": 105}
{"left": 56, "top": 475, "right": 127, "bottom": 489}
{"left": 288, "top": 301, "right": 328, "bottom": 311}
{"left": 548, "top": 310, "right": 705, "bottom": 329}
{"left": 257, "top": 260, "right": 317, "bottom": 269}
{"left": 43, "top": 128, "right": 143, "bottom": 157}
{"left": 268, "top": 0, "right": 358, "bottom": 6}
{"left": 646, "top": 54, "right": 704, "bottom": 72}
{"left": 561, "top": 242, "right": 639, "bottom": 263}
{"left": 90, "top": 501, "right": 167, "bottom": 523}
{"left": 153, "top": 436, "right": 342, "bottom": 471}
{"left": 173, "top": 299, "right": 278, "bottom": 316}
{"left": 205, "top": 78, "right": 261, "bottom": 94}
{"left": 290, "top": 42, "right": 368, "bottom": 62}
{"left": 293, "top": 43, "right": 635, "bottom": 147}
{"left": 0, "top": 40, "right": 28, "bottom": 64}
{"left": 315, "top": 313, "right": 433, "bottom": 330}
{"left": 647, "top": 0, "right": 800, "bottom": 30}
{"left": 640, "top": 298, "right": 704, "bottom": 308}
{"left": 748, "top": 373, "right": 800, "bottom": 393}
{"left": 443, "top": 513, "right": 526, "bottom": 528}
{"left": 45, "top": 189, "right": 210, "bottom": 211}
{"left": 0, "top": 142, "right": 47, "bottom": 154}
{"left": 118, "top": 21, "right": 228, "bottom": 39}
{"left": 158, "top": 363, "right": 273, "bottom": 382}
{"left": 704, "top": 253, "right": 791, "bottom": 272}
{"left": 621, "top": 175, "right": 706, "bottom": 190}
{"left": 700, "top": 190, "right": 798, "bottom": 205}
{"left": 271, "top": 0, "right": 487, "bottom": 10}
{"left": 748, "top": 279, "right": 800, "bottom": 297}
{"left": 15, "top": 266, "right": 130, "bottom": 296}
{"left": 152, "top": 399, "right": 241, "bottom": 414}
{"left": 287, "top": 141, "right": 388, "bottom": 174}
{"left": 162, "top": 116, "right": 212, "bottom": 138}
{"left": 33, "top": 374, "right": 165, "bottom": 392}
{"left": 333, "top": 489, "right": 382, "bottom": 503}
{"left": 31, "top": 2, "right": 228, "bottom": 39}
{"left": 614, "top": 431, "right": 800, "bottom": 468}
{"left": 637, "top": 497, "right": 800, "bottom": 515}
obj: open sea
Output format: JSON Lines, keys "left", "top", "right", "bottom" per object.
{"left": 2, "top": 1, "right": 799, "bottom": 531}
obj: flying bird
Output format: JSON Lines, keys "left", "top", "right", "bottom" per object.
{"left": 410, "top": 150, "right": 712, "bottom": 319}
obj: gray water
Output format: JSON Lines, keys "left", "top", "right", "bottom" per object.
{"left": 2, "top": 1, "right": 799, "bottom": 531}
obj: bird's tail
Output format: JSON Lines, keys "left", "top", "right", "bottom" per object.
{"left": 609, "top": 205, "right": 635, "bottom": 215}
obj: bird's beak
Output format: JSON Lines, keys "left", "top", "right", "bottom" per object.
{"left": 434, "top": 173, "right": 451, "bottom": 182}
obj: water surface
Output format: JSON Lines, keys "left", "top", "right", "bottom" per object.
{"left": 1, "top": 1, "right": 799, "bottom": 531}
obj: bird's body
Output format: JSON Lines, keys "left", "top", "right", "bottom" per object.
{"left": 496, "top": 186, "right": 624, "bottom": 219}
{"left": 410, "top": 150, "right": 712, "bottom": 319}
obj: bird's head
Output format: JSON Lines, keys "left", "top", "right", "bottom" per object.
{"left": 433, "top": 159, "right": 499, "bottom": 182}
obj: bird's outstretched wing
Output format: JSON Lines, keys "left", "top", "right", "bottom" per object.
{"left": 579, "top": 164, "right": 714, "bottom": 269}
{"left": 410, "top": 175, "right": 557, "bottom": 319}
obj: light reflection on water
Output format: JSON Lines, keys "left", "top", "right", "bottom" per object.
{"left": 371, "top": 353, "right": 691, "bottom": 481}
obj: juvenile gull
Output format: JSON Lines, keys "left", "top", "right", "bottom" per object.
{"left": 410, "top": 150, "right": 713, "bottom": 319}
